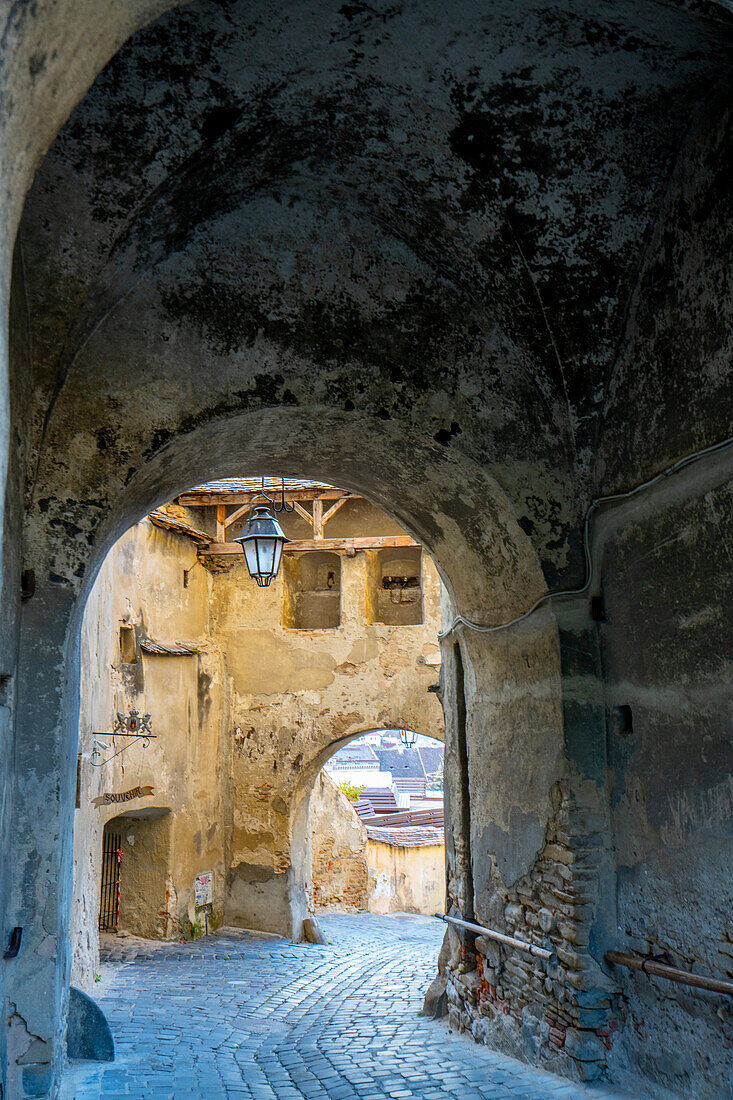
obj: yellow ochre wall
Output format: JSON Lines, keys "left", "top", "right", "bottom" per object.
{"left": 72, "top": 495, "right": 443, "bottom": 988}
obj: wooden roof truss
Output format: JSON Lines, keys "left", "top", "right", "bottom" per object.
{"left": 176, "top": 485, "right": 419, "bottom": 556}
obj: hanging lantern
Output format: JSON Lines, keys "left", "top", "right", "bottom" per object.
{"left": 233, "top": 503, "right": 290, "bottom": 587}
{"left": 400, "top": 728, "right": 417, "bottom": 748}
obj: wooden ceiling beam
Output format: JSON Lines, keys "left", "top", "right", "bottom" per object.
{"left": 179, "top": 487, "right": 358, "bottom": 506}
{"left": 216, "top": 505, "right": 227, "bottom": 543}
{"left": 198, "top": 534, "right": 419, "bottom": 557}
{"left": 223, "top": 502, "right": 251, "bottom": 530}
{"left": 312, "top": 498, "right": 323, "bottom": 539}
{"left": 285, "top": 534, "right": 418, "bottom": 553}
{"left": 321, "top": 496, "right": 349, "bottom": 526}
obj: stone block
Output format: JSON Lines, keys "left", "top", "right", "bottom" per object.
{"left": 577, "top": 1059, "right": 604, "bottom": 1082}
{"left": 474, "top": 936, "right": 500, "bottom": 967}
{"left": 455, "top": 969, "right": 480, "bottom": 1004}
{"left": 505, "top": 902, "right": 523, "bottom": 924}
{"left": 558, "top": 920, "right": 589, "bottom": 947}
{"left": 22, "top": 1067, "right": 55, "bottom": 1097}
{"left": 564, "top": 1027, "right": 607, "bottom": 1063}
{"left": 557, "top": 945, "right": 586, "bottom": 970}
{"left": 572, "top": 988, "right": 613, "bottom": 1009}
{"left": 538, "top": 908, "right": 556, "bottom": 933}
{"left": 423, "top": 972, "right": 447, "bottom": 1019}
{"left": 302, "top": 917, "right": 327, "bottom": 944}
{"left": 543, "top": 843, "right": 573, "bottom": 865}
{"left": 576, "top": 1006, "right": 610, "bottom": 1029}
{"left": 67, "top": 986, "right": 114, "bottom": 1062}
{"left": 564, "top": 968, "right": 591, "bottom": 990}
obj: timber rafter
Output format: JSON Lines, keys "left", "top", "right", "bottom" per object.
{"left": 175, "top": 483, "right": 421, "bottom": 557}
{"left": 200, "top": 534, "right": 419, "bottom": 557}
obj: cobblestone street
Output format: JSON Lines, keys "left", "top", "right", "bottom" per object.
{"left": 61, "top": 915, "right": 630, "bottom": 1099}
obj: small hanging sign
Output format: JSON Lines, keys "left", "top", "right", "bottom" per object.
{"left": 92, "top": 785, "right": 155, "bottom": 807}
{"left": 194, "top": 870, "right": 213, "bottom": 908}
{"left": 115, "top": 709, "right": 152, "bottom": 735}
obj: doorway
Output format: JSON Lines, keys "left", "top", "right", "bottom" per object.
{"left": 98, "top": 810, "right": 172, "bottom": 939}
{"left": 98, "top": 825, "right": 122, "bottom": 932}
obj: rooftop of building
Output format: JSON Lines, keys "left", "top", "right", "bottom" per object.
{"left": 374, "top": 748, "right": 426, "bottom": 779}
{"left": 418, "top": 746, "right": 444, "bottom": 775}
{"left": 181, "top": 477, "right": 341, "bottom": 495}
{"left": 328, "top": 744, "right": 380, "bottom": 768}
{"left": 365, "top": 824, "right": 444, "bottom": 848}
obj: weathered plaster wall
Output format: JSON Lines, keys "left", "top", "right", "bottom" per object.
{"left": 438, "top": 595, "right": 623, "bottom": 1085}
{"left": 588, "top": 92, "right": 733, "bottom": 1100}
{"left": 72, "top": 517, "right": 229, "bottom": 989}
{"left": 367, "top": 840, "right": 445, "bottom": 917}
{"left": 209, "top": 504, "right": 444, "bottom": 937}
{"left": 309, "top": 771, "right": 445, "bottom": 917}
{"left": 598, "top": 483, "right": 733, "bottom": 1100}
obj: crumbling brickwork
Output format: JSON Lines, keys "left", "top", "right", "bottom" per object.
{"left": 445, "top": 778, "right": 621, "bottom": 1083}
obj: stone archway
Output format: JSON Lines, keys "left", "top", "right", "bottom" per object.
{"left": 8, "top": 432, "right": 557, "bottom": 1095}
{"left": 3, "top": 1, "right": 732, "bottom": 1096}
{"left": 304, "top": 726, "right": 448, "bottom": 919}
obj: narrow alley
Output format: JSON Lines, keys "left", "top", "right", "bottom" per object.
{"left": 3, "top": 2, "right": 732, "bottom": 1096}
{"left": 61, "top": 915, "right": 630, "bottom": 1100}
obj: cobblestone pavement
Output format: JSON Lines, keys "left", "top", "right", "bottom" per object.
{"left": 61, "top": 914, "right": 632, "bottom": 1100}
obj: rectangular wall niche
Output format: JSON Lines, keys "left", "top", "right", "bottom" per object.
{"left": 119, "top": 622, "right": 137, "bottom": 663}
{"left": 366, "top": 547, "right": 423, "bottom": 626}
{"left": 283, "top": 551, "right": 341, "bottom": 629}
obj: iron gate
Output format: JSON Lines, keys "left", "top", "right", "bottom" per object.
{"left": 99, "top": 830, "right": 122, "bottom": 932}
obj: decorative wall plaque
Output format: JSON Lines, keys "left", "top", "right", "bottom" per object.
{"left": 91, "top": 708, "right": 157, "bottom": 767}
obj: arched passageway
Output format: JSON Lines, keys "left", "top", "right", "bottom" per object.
{"left": 70, "top": 478, "right": 451, "bottom": 966}
{"left": 1, "top": 1, "right": 732, "bottom": 1097}
{"left": 309, "top": 727, "right": 447, "bottom": 918}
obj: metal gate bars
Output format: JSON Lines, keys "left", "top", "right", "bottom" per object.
{"left": 99, "top": 830, "right": 122, "bottom": 932}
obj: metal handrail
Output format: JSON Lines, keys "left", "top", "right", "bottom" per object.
{"left": 437, "top": 914, "right": 555, "bottom": 963}
{"left": 605, "top": 951, "right": 733, "bottom": 997}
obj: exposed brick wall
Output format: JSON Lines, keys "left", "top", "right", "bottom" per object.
{"left": 312, "top": 842, "right": 368, "bottom": 911}
{"left": 445, "top": 778, "right": 621, "bottom": 1083}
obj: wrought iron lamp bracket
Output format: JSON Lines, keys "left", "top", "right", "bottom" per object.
{"left": 244, "top": 476, "right": 295, "bottom": 523}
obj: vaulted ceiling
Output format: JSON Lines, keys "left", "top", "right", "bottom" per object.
{"left": 12, "top": 0, "right": 733, "bottom": 594}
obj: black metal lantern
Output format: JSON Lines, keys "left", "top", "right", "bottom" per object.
{"left": 232, "top": 479, "right": 293, "bottom": 587}
{"left": 400, "top": 728, "right": 417, "bottom": 748}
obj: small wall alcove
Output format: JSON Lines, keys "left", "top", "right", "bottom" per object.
{"left": 366, "top": 547, "right": 423, "bottom": 626}
{"left": 283, "top": 551, "right": 342, "bottom": 629}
